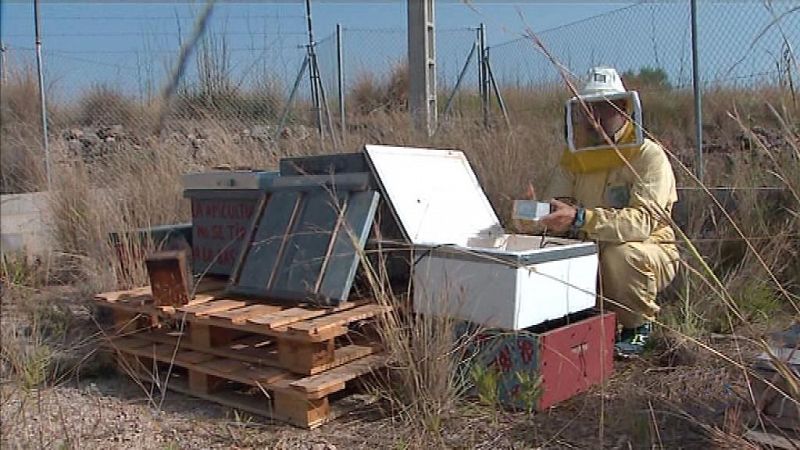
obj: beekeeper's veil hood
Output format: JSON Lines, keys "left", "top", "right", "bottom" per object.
{"left": 561, "top": 66, "right": 644, "bottom": 173}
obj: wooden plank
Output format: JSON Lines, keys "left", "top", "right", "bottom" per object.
{"left": 278, "top": 339, "right": 334, "bottom": 374}
{"left": 190, "top": 322, "right": 238, "bottom": 348}
{"left": 210, "top": 304, "right": 284, "bottom": 323}
{"left": 188, "top": 289, "right": 227, "bottom": 304}
{"left": 273, "top": 391, "right": 330, "bottom": 429}
{"left": 233, "top": 365, "right": 287, "bottom": 385}
{"left": 228, "top": 334, "right": 273, "bottom": 349}
{"left": 150, "top": 343, "right": 180, "bottom": 360}
{"left": 137, "top": 329, "right": 276, "bottom": 363}
{"left": 107, "top": 336, "right": 152, "bottom": 351}
{"left": 133, "top": 374, "right": 344, "bottom": 429}
{"left": 288, "top": 304, "right": 389, "bottom": 335}
{"left": 188, "top": 371, "right": 224, "bottom": 394}
{"left": 134, "top": 330, "right": 373, "bottom": 375}
{"left": 177, "top": 350, "right": 217, "bottom": 365}
{"left": 101, "top": 301, "right": 161, "bottom": 320}
{"left": 194, "top": 359, "right": 289, "bottom": 387}
{"left": 289, "top": 354, "right": 387, "bottom": 398}
{"left": 95, "top": 277, "right": 224, "bottom": 304}
{"left": 200, "top": 358, "right": 250, "bottom": 375}
{"left": 112, "top": 337, "right": 297, "bottom": 388}
{"left": 314, "top": 345, "right": 376, "bottom": 374}
{"left": 178, "top": 300, "right": 248, "bottom": 316}
{"left": 247, "top": 308, "right": 328, "bottom": 328}
{"left": 95, "top": 286, "right": 152, "bottom": 303}
{"left": 179, "top": 316, "right": 349, "bottom": 342}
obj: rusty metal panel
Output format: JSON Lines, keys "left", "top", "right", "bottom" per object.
{"left": 146, "top": 250, "right": 190, "bottom": 307}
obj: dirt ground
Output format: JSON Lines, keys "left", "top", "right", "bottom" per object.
{"left": 0, "top": 287, "right": 775, "bottom": 449}
{"left": 1, "top": 349, "right": 761, "bottom": 448}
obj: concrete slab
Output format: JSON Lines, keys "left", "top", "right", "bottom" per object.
{"left": 1, "top": 191, "right": 54, "bottom": 258}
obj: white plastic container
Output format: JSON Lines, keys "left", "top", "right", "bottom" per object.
{"left": 364, "top": 145, "right": 598, "bottom": 330}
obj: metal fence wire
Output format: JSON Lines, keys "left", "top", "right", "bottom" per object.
{"left": 0, "top": 0, "right": 797, "bottom": 180}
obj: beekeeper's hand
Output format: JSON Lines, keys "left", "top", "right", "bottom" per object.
{"left": 540, "top": 199, "right": 577, "bottom": 234}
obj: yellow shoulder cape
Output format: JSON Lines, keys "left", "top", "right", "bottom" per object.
{"left": 560, "top": 122, "right": 641, "bottom": 173}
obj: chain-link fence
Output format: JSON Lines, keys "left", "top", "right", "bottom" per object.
{"left": 1, "top": 1, "right": 798, "bottom": 193}
{"left": 464, "top": 1, "right": 798, "bottom": 125}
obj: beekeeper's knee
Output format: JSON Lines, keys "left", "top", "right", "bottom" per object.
{"left": 600, "top": 242, "right": 647, "bottom": 282}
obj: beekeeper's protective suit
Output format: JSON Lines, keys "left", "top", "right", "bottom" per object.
{"left": 528, "top": 66, "right": 681, "bottom": 330}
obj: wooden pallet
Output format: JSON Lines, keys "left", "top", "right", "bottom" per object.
{"left": 110, "top": 336, "right": 385, "bottom": 428}
{"left": 95, "top": 279, "right": 390, "bottom": 428}
{"left": 95, "top": 278, "right": 390, "bottom": 374}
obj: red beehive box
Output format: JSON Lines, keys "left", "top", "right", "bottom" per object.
{"left": 461, "top": 310, "right": 615, "bottom": 411}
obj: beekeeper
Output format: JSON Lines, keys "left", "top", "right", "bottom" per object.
{"left": 518, "top": 66, "right": 680, "bottom": 355}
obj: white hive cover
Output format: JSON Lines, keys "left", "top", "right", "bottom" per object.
{"left": 364, "top": 145, "right": 503, "bottom": 246}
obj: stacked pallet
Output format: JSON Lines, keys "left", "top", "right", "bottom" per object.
{"left": 95, "top": 277, "right": 390, "bottom": 428}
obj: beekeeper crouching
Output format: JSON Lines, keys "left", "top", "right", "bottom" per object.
{"left": 516, "top": 66, "right": 681, "bottom": 356}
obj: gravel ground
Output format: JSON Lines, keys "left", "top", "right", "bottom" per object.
{"left": 1, "top": 353, "right": 751, "bottom": 449}
{"left": 0, "top": 286, "right": 773, "bottom": 449}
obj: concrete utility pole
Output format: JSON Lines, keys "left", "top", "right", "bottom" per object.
{"left": 407, "top": 0, "right": 436, "bottom": 136}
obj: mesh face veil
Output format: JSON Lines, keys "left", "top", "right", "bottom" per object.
{"left": 561, "top": 67, "right": 645, "bottom": 173}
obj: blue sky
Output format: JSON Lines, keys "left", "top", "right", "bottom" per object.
{"left": 1, "top": 2, "right": 797, "bottom": 101}
{"left": 0, "top": 2, "right": 632, "bottom": 98}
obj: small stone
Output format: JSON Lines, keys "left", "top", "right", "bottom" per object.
{"left": 63, "top": 128, "right": 83, "bottom": 140}
{"left": 67, "top": 139, "right": 83, "bottom": 154}
{"left": 81, "top": 133, "right": 101, "bottom": 146}
{"left": 249, "top": 125, "right": 273, "bottom": 140}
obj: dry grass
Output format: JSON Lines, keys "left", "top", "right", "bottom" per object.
{"left": 1, "top": 47, "right": 799, "bottom": 447}
{"left": 0, "top": 66, "right": 48, "bottom": 193}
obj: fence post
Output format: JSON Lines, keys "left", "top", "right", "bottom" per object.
{"left": 275, "top": 56, "right": 310, "bottom": 141}
{"left": 440, "top": 40, "right": 478, "bottom": 125}
{"left": 0, "top": 40, "right": 7, "bottom": 84}
{"left": 34, "top": 0, "right": 51, "bottom": 191}
{"left": 336, "top": 23, "right": 345, "bottom": 140}
{"left": 479, "top": 23, "right": 489, "bottom": 128}
{"left": 690, "top": 0, "right": 703, "bottom": 181}
{"left": 304, "top": 0, "right": 324, "bottom": 144}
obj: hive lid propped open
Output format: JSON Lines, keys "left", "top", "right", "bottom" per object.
{"left": 363, "top": 144, "right": 503, "bottom": 247}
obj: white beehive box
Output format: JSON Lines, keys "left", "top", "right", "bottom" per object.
{"left": 364, "top": 145, "right": 598, "bottom": 330}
